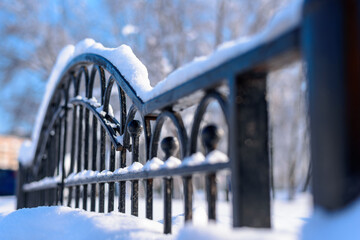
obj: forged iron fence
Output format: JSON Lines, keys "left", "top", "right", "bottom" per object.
{"left": 17, "top": 0, "right": 360, "bottom": 235}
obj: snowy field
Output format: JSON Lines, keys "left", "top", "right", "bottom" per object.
{"left": 0, "top": 193, "right": 312, "bottom": 240}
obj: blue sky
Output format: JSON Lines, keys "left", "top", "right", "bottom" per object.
{"left": 0, "top": 0, "right": 112, "bottom": 136}
{"left": 0, "top": 70, "right": 45, "bottom": 134}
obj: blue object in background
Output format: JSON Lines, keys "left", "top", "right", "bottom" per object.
{"left": 0, "top": 169, "right": 16, "bottom": 195}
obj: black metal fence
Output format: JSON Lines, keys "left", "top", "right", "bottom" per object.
{"left": 16, "top": 0, "right": 360, "bottom": 235}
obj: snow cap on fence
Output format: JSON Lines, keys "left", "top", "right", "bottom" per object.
{"left": 18, "top": 39, "right": 152, "bottom": 166}
{"left": 73, "top": 38, "right": 152, "bottom": 97}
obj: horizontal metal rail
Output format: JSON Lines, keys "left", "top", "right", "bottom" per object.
{"left": 23, "top": 162, "right": 230, "bottom": 191}
{"left": 141, "top": 27, "right": 300, "bottom": 114}
{"left": 23, "top": 180, "right": 59, "bottom": 192}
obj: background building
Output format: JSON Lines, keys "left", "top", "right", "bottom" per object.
{"left": 0, "top": 135, "right": 24, "bottom": 170}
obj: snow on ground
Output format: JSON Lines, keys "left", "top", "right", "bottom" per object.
{"left": 302, "top": 196, "right": 360, "bottom": 240}
{"left": 177, "top": 225, "right": 294, "bottom": 240}
{"left": 0, "top": 193, "right": 312, "bottom": 240}
{"left": 0, "top": 205, "right": 169, "bottom": 240}
{"left": 0, "top": 196, "right": 15, "bottom": 218}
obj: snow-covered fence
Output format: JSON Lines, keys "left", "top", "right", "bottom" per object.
{"left": 16, "top": 0, "right": 360, "bottom": 236}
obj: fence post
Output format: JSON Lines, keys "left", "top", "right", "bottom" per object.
{"left": 229, "top": 72, "right": 270, "bottom": 228}
{"left": 202, "top": 125, "right": 222, "bottom": 221}
{"left": 16, "top": 163, "right": 26, "bottom": 209}
{"left": 128, "top": 120, "right": 142, "bottom": 216}
{"left": 161, "top": 136, "right": 179, "bottom": 234}
{"left": 302, "top": 0, "right": 360, "bottom": 210}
